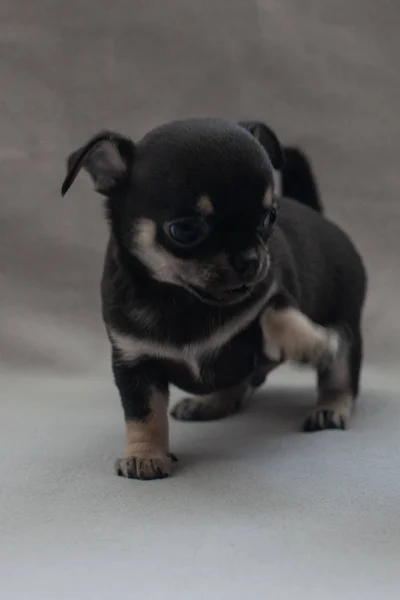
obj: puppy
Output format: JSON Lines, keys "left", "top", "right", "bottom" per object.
{"left": 61, "top": 118, "right": 367, "bottom": 480}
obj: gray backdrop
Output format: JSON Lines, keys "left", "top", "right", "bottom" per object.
{"left": 1, "top": 0, "right": 399, "bottom": 374}
{"left": 1, "top": 2, "right": 400, "bottom": 599}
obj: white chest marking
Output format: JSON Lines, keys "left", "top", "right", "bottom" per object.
{"left": 110, "top": 283, "right": 277, "bottom": 379}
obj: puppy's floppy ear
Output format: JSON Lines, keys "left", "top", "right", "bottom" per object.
{"left": 238, "top": 121, "right": 285, "bottom": 171}
{"left": 61, "top": 130, "right": 135, "bottom": 196}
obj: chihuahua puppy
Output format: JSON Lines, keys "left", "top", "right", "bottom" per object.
{"left": 62, "top": 118, "right": 367, "bottom": 480}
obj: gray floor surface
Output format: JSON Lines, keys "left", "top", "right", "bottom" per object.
{"left": 1, "top": 1, "right": 400, "bottom": 598}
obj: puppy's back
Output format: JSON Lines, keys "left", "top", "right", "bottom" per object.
{"left": 271, "top": 197, "right": 367, "bottom": 326}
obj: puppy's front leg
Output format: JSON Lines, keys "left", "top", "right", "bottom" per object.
{"left": 112, "top": 354, "right": 175, "bottom": 480}
{"left": 260, "top": 296, "right": 340, "bottom": 369}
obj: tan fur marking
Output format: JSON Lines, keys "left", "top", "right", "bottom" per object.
{"left": 135, "top": 217, "right": 156, "bottom": 246}
{"left": 317, "top": 391, "right": 353, "bottom": 417}
{"left": 260, "top": 307, "right": 339, "bottom": 365}
{"left": 133, "top": 217, "right": 208, "bottom": 287}
{"left": 196, "top": 195, "right": 214, "bottom": 216}
{"left": 133, "top": 218, "right": 181, "bottom": 284}
{"left": 125, "top": 389, "right": 169, "bottom": 459}
{"left": 263, "top": 187, "right": 274, "bottom": 208}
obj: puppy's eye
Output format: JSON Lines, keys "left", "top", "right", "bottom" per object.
{"left": 260, "top": 207, "right": 277, "bottom": 234}
{"left": 166, "top": 217, "right": 210, "bottom": 248}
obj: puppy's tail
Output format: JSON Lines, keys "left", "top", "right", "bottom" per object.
{"left": 281, "top": 147, "right": 323, "bottom": 213}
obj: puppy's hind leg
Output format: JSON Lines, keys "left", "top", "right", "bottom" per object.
{"left": 170, "top": 380, "right": 250, "bottom": 422}
{"left": 303, "top": 324, "right": 363, "bottom": 432}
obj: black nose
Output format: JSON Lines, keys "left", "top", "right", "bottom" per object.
{"left": 232, "top": 256, "right": 259, "bottom": 280}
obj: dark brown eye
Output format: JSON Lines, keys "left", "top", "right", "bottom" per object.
{"left": 166, "top": 217, "right": 211, "bottom": 248}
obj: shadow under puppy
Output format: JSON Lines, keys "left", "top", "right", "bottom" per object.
{"left": 61, "top": 118, "right": 367, "bottom": 480}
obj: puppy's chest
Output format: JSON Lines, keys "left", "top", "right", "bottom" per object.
{"left": 167, "top": 321, "right": 263, "bottom": 393}
{"left": 111, "top": 320, "right": 264, "bottom": 394}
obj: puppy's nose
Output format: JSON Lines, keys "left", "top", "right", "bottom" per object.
{"left": 232, "top": 256, "right": 259, "bottom": 280}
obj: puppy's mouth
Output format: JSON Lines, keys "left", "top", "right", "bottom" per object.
{"left": 184, "top": 283, "right": 254, "bottom": 306}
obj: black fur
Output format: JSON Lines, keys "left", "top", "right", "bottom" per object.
{"left": 62, "top": 117, "right": 367, "bottom": 479}
{"left": 281, "top": 146, "right": 323, "bottom": 213}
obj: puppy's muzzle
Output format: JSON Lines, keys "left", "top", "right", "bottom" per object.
{"left": 188, "top": 255, "right": 267, "bottom": 306}
{"left": 187, "top": 282, "right": 254, "bottom": 306}
{"left": 231, "top": 255, "right": 259, "bottom": 281}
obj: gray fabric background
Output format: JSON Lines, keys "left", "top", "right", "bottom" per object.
{"left": 1, "top": 2, "right": 400, "bottom": 598}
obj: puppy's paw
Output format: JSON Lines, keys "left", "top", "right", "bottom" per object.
{"left": 303, "top": 394, "right": 352, "bottom": 432}
{"left": 303, "top": 409, "right": 347, "bottom": 432}
{"left": 115, "top": 453, "right": 177, "bottom": 480}
{"left": 170, "top": 395, "right": 241, "bottom": 421}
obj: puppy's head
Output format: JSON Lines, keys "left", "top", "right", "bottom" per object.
{"left": 62, "top": 118, "right": 284, "bottom": 306}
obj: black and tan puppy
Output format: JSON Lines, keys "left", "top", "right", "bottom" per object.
{"left": 61, "top": 118, "right": 367, "bottom": 480}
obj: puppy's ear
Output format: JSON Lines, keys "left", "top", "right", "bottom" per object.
{"left": 61, "top": 131, "right": 135, "bottom": 196}
{"left": 239, "top": 121, "right": 285, "bottom": 171}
